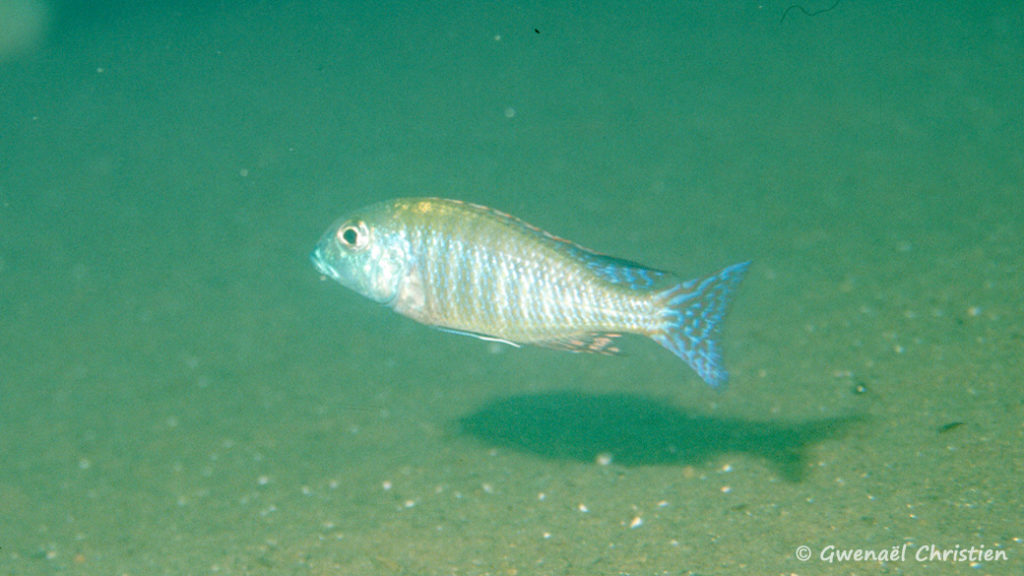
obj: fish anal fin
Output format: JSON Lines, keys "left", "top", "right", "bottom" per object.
{"left": 534, "top": 333, "right": 625, "bottom": 356}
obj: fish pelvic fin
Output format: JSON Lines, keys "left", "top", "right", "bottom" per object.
{"left": 650, "top": 261, "right": 750, "bottom": 389}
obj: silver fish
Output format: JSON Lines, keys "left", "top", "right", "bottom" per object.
{"left": 311, "top": 198, "right": 749, "bottom": 388}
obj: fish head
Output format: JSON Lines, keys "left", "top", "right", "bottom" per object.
{"left": 311, "top": 210, "right": 409, "bottom": 305}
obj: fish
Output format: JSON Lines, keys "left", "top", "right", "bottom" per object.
{"left": 311, "top": 198, "right": 749, "bottom": 388}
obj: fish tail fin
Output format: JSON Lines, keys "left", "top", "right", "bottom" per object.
{"left": 650, "top": 261, "right": 750, "bottom": 389}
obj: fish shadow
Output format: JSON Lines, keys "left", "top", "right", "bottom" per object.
{"left": 457, "top": 391, "right": 857, "bottom": 481}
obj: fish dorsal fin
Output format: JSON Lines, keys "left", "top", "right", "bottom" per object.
{"left": 572, "top": 250, "right": 671, "bottom": 289}
{"left": 459, "top": 198, "right": 672, "bottom": 288}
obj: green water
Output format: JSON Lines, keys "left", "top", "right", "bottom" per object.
{"left": 2, "top": 1, "right": 1021, "bottom": 574}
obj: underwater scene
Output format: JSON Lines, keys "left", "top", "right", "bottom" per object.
{"left": 1, "top": 1, "right": 1021, "bottom": 574}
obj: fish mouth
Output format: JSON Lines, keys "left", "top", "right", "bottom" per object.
{"left": 310, "top": 248, "right": 339, "bottom": 281}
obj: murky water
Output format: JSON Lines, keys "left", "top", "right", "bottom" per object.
{"left": 2, "top": 1, "right": 1021, "bottom": 574}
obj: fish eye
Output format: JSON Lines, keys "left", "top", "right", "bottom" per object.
{"left": 337, "top": 221, "right": 369, "bottom": 251}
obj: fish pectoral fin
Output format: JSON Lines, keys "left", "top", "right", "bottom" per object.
{"left": 437, "top": 327, "right": 521, "bottom": 348}
{"left": 533, "top": 333, "right": 624, "bottom": 356}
